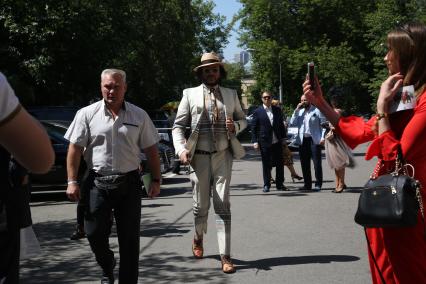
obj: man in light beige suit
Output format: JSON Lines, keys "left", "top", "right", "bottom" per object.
{"left": 172, "top": 52, "right": 247, "bottom": 273}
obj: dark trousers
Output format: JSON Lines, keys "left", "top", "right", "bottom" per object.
{"left": 299, "top": 137, "right": 323, "bottom": 189}
{"left": 0, "top": 228, "right": 20, "bottom": 284}
{"left": 84, "top": 170, "right": 142, "bottom": 284}
{"left": 0, "top": 182, "right": 31, "bottom": 284}
{"left": 260, "top": 142, "right": 284, "bottom": 188}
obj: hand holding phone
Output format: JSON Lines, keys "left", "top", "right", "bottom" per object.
{"left": 307, "top": 62, "right": 315, "bottom": 90}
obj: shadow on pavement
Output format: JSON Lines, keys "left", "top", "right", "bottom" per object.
{"left": 162, "top": 177, "right": 190, "bottom": 185}
{"left": 140, "top": 253, "right": 228, "bottom": 284}
{"left": 205, "top": 254, "right": 360, "bottom": 271}
{"left": 20, "top": 219, "right": 100, "bottom": 284}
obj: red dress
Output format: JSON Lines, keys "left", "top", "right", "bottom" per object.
{"left": 335, "top": 90, "right": 426, "bottom": 284}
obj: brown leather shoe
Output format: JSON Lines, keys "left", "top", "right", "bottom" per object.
{"left": 192, "top": 238, "right": 203, "bottom": 259}
{"left": 221, "top": 255, "right": 236, "bottom": 274}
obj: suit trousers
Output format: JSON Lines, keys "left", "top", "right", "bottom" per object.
{"left": 299, "top": 137, "right": 323, "bottom": 189}
{"left": 260, "top": 142, "right": 284, "bottom": 188}
{"left": 84, "top": 170, "right": 142, "bottom": 284}
{"left": 190, "top": 149, "right": 232, "bottom": 256}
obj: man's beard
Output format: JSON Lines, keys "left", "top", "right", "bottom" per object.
{"left": 203, "top": 78, "right": 219, "bottom": 87}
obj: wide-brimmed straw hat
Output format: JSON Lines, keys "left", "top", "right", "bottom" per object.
{"left": 193, "top": 52, "right": 224, "bottom": 72}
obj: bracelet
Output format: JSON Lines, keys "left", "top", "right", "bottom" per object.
{"left": 67, "top": 180, "right": 78, "bottom": 185}
{"left": 152, "top": 178, "right": 161, "bottom": 183}
{"left": 376, "top": 113, "right": 388, "bottom": 121}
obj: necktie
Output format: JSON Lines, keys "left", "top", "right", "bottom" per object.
{"left": 210, "top": 88, "right": 219, "bottom": 123}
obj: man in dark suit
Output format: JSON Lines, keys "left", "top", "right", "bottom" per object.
{"left": 251, "top": 91, "right": 287, "bottom": 192}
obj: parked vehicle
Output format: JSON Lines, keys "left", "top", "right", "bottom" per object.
{"left": 286, "top": 125, "right": 299, "bottom": 151}
{"left": 147, "top": 110, "right": 173, "bottom": 143}
{"left": 27, "top": 106, "right": 80, "bottom": 126}
{"left": 30, "top": 121, "right": 84, "bottom": 189}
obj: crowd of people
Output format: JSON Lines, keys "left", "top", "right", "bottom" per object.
{"left": 1, "top": 21, "right": 426, "bottom": 284}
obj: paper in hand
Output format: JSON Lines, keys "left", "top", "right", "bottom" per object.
{"left": 388, "top": 85, "right": 416, "bottom": 113}
{"left": 141, "top": 173, "right": 151, "bottom": 195}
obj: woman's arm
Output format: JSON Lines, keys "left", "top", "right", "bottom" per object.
{"left": 303, "top": 76, "right": 376, "bottom": 148}
{"left": 0, "top": 107, "right": 54, "bottom": 174}
{"left": 302, "top": 76, "right": 341, "bottom": 126}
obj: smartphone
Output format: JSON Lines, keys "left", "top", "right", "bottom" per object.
{"left": 307, "top": 62, "right": 315, "bottom": 90}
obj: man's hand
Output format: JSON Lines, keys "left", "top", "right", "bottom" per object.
{"left": 253, "top": 143, "right": 259, "bottom": 151}
{"left": 179, "top": 149, "right": 191, "bottom": 164}
{"left": 66, "top": 183, "right": 80, "bottom": 201}
{"left": 303, "top": 75, "right": 324, "bottom": 106}
{"left": 148, "top": 181, "right": 161, "bottom": 198}
{"left": 296, "top": 102, "right": 305, "bottom": 110}
{"left": 226, "top": 117, "right": 235, "bottom": 133}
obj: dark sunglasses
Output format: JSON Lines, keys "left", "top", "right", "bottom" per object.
{"left": 262, "top": 96, "right": 271, "bottom": 100}
{"left": 203, "top": 68, "right": 219, "bottom": 74}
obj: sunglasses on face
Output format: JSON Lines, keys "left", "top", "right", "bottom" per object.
{"left": 203, "top": 68, "right": 219, "bottom": 74}
{"left": 262, "top": 96, "right": 271, "bottom": 100}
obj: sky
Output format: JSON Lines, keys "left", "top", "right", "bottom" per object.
{"left": 212, "top": 0, "right": 243, "bottom": 62}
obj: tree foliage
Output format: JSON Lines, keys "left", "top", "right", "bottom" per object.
{"left": 0, "top": 0, "right": 228, "bottom": 108}
{"left": 238, "top": 0, "right": 425, "bottom": 113}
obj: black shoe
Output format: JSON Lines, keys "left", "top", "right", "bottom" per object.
{"left": 313, "top": 185, "right": 322, "bottom": 192}
{"left": 70, "top": 226, "right": 86, "bottom": 240}
{"left": 101, "top": 276, "right": 114, "bottom": 284}
{"left": 298, "top": 186, "right": 311, "bottom": 191}
{"left": 263, "top": 186, "right": 270, "bottom": 192}
{"left": 101, "top": 258, "right": 116, "bottom": 284}
{"left": 276, "top": 185, "right": 288, "bottom": 191}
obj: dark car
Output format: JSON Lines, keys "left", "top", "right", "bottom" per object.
{"left": 27, "top": 106, "right": 80, "bottom": 126}
{"left": 30, "top": 121, "right": 83, "bottom": 189}
{"left": 147, "top": 110, "right": 173, "bottom": 143}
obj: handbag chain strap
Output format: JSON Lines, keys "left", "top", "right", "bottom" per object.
{"left": 370, "top": 160, "right": 383, "bottom": 179}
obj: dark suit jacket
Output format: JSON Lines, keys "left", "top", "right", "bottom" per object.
{"left": 251, "top": 105, "right": 286, "bottom": 148}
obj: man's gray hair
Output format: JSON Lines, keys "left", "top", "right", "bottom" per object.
{"left": 101, "top": 69, "right": 126, "bottom": 83}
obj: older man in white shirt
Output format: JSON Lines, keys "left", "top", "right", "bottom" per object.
{"left": 65, "top": 69, "right": 161, "bottom": 284}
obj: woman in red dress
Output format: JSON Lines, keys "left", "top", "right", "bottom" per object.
{"left": 303, "top": 22, "right": 426, "bottom": 284}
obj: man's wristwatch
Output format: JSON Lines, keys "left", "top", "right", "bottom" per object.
{"left": 152, "top": 178, "right": 161, "bottom": 183}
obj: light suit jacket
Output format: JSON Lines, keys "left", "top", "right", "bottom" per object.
{"left": 289, "top": 105, "right": 326, "bottom": 145}
{"left": 172, "top": 84, "right": 247, "bottom": 157}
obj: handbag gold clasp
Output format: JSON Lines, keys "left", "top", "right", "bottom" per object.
{"left": 391, "top": 186, "right": 397, "bottom": 194}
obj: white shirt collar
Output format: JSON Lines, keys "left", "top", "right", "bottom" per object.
{"left": 263, "top": 104, "right": 272, "bottom": 110}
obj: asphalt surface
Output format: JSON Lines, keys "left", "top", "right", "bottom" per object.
{"left": 21, "top": 143, "right": 375, "bottom": 284}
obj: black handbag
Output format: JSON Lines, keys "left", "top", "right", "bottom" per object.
{"left": 354, "top": 147, "right": 425, "bottom": 228}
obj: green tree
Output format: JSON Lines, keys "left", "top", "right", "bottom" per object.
{"left": 0, "top": 0, "right": 229, "bottom": 108}
{"left": 238, "top": 0, "right": 424, "bottom": 113}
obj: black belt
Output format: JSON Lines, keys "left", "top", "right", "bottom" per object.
{"left": 90, "top": 169, "right": 139, "bottom": 177}
{"left": 194, "top": 150, "right": 217, "bottom": 155}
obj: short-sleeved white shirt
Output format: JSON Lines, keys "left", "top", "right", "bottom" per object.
{"left": 64, "top": 100, "right": 160, "bottom": 175}
{"left": 0, "top": 72, "right": 20, "bottom": 125}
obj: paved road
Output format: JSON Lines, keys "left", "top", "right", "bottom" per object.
{"left": 21, "top": 143, "right": 375, "bottom": 284}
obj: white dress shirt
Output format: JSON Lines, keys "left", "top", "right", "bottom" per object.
{"left": 65, "top": 100, "right": 160, "bottom": 175}
{"left": 264, "top": 104, "right": 278, "bottom": 144}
